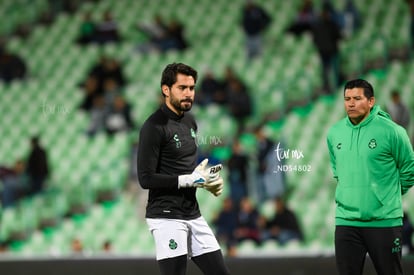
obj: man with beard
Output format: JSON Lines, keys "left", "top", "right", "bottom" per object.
{"left": 137, "top": 63, "right": 230, "bottom": 275}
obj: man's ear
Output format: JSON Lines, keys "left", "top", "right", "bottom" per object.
{"left": 161, "top": 85, "right": 169, "bottom": 97}
{"left": 369, "top": 96, "right": 376, "bottom": 108}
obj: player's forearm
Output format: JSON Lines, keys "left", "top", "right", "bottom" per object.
{"left": 400, "top": 167, "right": 414, "bottom": 195}
{"left": 138, "top": 172, "right": 178, "bottom": 189}
{"left": 395, "top": 132, "right": 414, "bottom": 195}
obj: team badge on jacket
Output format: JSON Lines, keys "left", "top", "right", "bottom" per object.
{"left": 368, "top": 139, "right": 377, "bottom": 149}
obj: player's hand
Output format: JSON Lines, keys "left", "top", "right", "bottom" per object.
{"left": 178, "top": 159, "right": 223, "bottom": 189}
{"left": 203, "top": 177, "right": 224, "bottom": 196}
{"left": 194, "top": 159, "right": 223, "bottom": 184}
{"left": 206, "top": 163, "right": 222, "bottom": 183}
{"left": 178, "top": 159, "right": 208, "bottom": 188}
{"left": 178, "top": 158, "right": 209, "bottom": 188}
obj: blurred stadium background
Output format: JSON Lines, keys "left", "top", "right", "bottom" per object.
{"left": 0, "top": 0, "right": 413, "bottom": 274}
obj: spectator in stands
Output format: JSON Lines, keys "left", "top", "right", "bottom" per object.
{"left": 227, "top": 140, "right": 249, "bottom": 205}
{"left": 0, "top": 43, "right": 27, "bottom": 84}
{"left": 88, "top": 56, "right": 126, "bottom": 90}
{"left": 81, "top": 59, "right": 133, "bottom": 136}
{"left": 286, "top": 0, "right": 315, "bottom": 36}
{"left": 386, "top": 90, "right": 411, "bottom": 131}
{"left": 310, "top": 2, "right": 342, "bottom": 94}
{"left": 254, "top": 126, "right": 282, "bottom": 203}
{"left": 227, "top": 77, "right": 252, "bottom": 135}
{"left": 102, "top": 240, "right": 112, "bottom": 252}
{"left": 402, "top": 211, "right": 414, "bottom": 255}
{"left": 105, "top": 95, "right": 135, "bottom": 135}
{"left": 212, "top": 66, "right": 238, "bottom": 106}
{"left": 0, "top": 241, "right": 7, "bottom": 253}
{"left": 38, "top": 9, "right": 55, "bottom": 26}
{"left": 79, "top": 75, "right": 100, "bottom": 112}
{"left": 0, "top": 160, "right": 27, "bottom": 208}
{"left": 136, "top": 16, "right": 188, "bottom": 53}
{"left": 87, "top": 95, "right": 108, "bottom": 136}
{"left": 212, "top": 197, "right": 239, "bottom": 257}
{"left": 71, "top": 237, "right": 84, "bottom": 254}
{"left": 13, "top": 23, "right": 31, "bottom": 40}
{"left": 136, "top": 14, "right": 169, "bottom": 53}
{"left": 221, "top": 66, "right": 240, "bottom": 88}
{"left": 321, "top": 0, "right": 344, "bottom": 31}
{"left": 102, "top": 77, "right": 122, "bottom": 107}
{"left": 26, "top": 137, "right": 49, "bottom": 195}
{"left": 76, "top": 11, "right": 97, "bottom": 45}
{"left": 96, "top": 10, "right": 121, "bottom": 44}
{"left": 162, "top": 19, "right": 188, "bottom": 52}
{"left": 80, "top": 55, "right": 129, "bottom": 136}
{"left": 195, "top": 69, "right": 222, "bottom": 106}
{"left": 80, "top": 55, "right": 126, "bottom": 116}
{"left": 241, "top": 0, "right": 271, "bottom": 60}
{"left": 47, "top": 0, "right": 79, "bottom": 15}
{"left": 342, "top": 0, "right": 360, "bottom": 38}
{"left": 222, "top": 66, "right": 253, "bottom": 134}
{"left": 234, "top": 197, "right": 263, "bottom": 246}
{"left": 261, "top": 197, "right": 303, "bottom": 245}
{"left": 260, "top": 129, "right": 287, "bottom": 201}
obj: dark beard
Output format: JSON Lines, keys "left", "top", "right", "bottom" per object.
{"left": 171, "top": 97, "right": 193, "bottom": 112}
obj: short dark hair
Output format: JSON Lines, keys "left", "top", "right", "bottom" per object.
{"left": 31, "top": 136, "right": 39, "bottom": 146}
{"left": 391, "top": 90, "right": 400, "bottom": 97}
{"left": 160, "top": 62, "right": 198, "bottom": 89}
{"left": 344, "top": 79, "right": 374, "bottom": 99}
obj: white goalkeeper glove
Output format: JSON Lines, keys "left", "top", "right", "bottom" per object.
{"left": 207, "top": 162, "right": 222, "bottom": 182}
{"left": 203, "top": 177, "right": 224, "bottom": 196}
{"left": 178, "top": 159, "right": 223, "bottom": 189}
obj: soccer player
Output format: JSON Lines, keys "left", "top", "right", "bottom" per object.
{"left": 327, "top": 79, "right": 414, "bottom": 275}
{"left": 137, "top": 63, "right": 230, "bottom": 275}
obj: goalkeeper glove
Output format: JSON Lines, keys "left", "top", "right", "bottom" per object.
{"left": 178, "top": 159, "right": 222, "bottom": 188}
{"left": 203, "top": 177, "right": 224, "bottom": 196}
{"left": 207, "top": 162, "right": 222, "bottom": 182}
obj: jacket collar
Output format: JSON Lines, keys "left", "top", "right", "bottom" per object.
{"left": 346, "top": 105, "right": 376, "bottom": 128}
{"left": 161, "top": 104, "right": 184, "bottom": 121}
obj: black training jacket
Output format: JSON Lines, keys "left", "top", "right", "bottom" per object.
{"left": 137, "top": 104, "right": 201, "bottom": 219}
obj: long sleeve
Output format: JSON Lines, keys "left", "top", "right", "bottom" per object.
{"left": 327, "top": 134, "right": 338, "bottom": 181}
{"left": 392, "top": 126, "right": 414, "bottom": 195}
{"left": 137, "top": 121, "right": 178, "bottom": 189}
